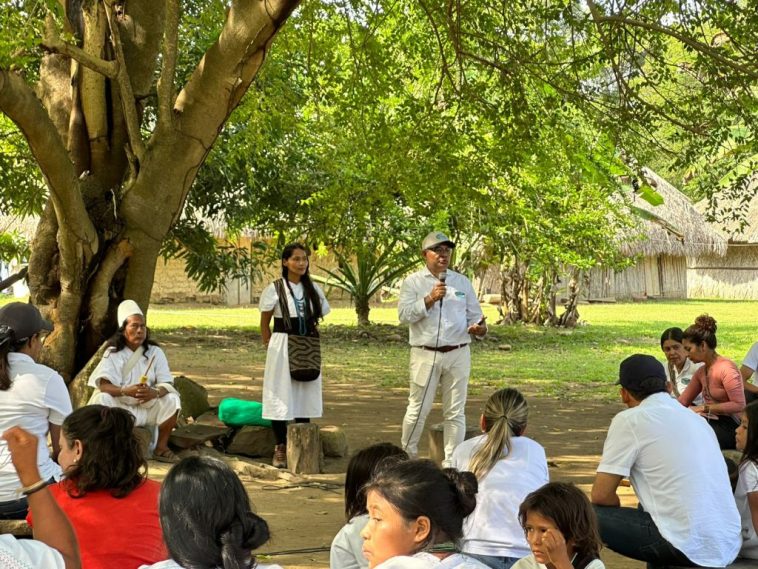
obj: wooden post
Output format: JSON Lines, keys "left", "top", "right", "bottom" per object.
{"left": 287, "top": 423, "right": 322, "bottom": 474}
{"left": 428, "top": 423, "right": 481, "bottom": 465}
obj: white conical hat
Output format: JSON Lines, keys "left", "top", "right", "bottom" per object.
{"left": 117, "top": 300, "right": 144, "bottom": 326}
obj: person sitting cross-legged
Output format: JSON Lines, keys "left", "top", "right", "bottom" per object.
{"left": 591, "top": 354, "right": 741, "bottom": 568}
{"left": 88, "top": 300, "right": 181, "bottom": 463}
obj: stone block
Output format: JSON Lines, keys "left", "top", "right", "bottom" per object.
{"left": 134, "top": 426, "right": 152, "bottom": 457}
{"left": 320, "top": 425, "right": 348, "bottom": 458}
{"left": 428, "top": 423, "right": 481, "bottom": 466}
{"left": 195, "top": 409, "right": 227, "bottom": 428}
{"left": 226, "top": 426, "right": 275, "bottom": 457}
{"left": 169, "top": 424, "right": 232, "bottom": 449}
{"left": 174, "top": 376, "right": 211, "bottom": 419}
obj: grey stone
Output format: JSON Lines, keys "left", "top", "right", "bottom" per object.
{"left": 226, "top": 426, "right": 276, "bottom": 457}
{"left": 498, "top": 344, "right": 512, "bottom": 351}
{"left": 320, "top": 425, "right": 348, "bottom": 457}
{"left": 174, "top": 375, "right": 211, "bottom": 419}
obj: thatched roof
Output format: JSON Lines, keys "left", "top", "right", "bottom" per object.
{"left": 621, "top": 168, "right": 727, "bottom": 257}
{"left": 0, "top": 214, "right": 38, "bottom": 240}
{"left": 695, "top": 175, "right": 758, "bottom": 244}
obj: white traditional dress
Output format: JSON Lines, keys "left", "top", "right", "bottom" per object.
{"left": 259, "top": 280, "right": 330, "bottom": 420}
{"left": 87, "top": 345, "right": 181, "bottom": 429}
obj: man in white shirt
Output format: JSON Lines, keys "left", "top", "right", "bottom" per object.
{"left": 398, "top": 232, "right": 487, "bottom": 467}
{"left": 591, "top": 354, "right": 741, "bottom": 568}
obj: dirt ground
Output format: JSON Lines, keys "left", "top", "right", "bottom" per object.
{"left": 157, "top": 334, "right": 644, "bottom": 569}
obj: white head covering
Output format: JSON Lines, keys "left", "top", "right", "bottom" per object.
{"left": 117, "top": 300, "right": 144, "bottom": 327}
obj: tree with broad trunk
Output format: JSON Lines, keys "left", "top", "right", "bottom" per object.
{"left": 0, "top": 0, "right": 300, "bottom": 380}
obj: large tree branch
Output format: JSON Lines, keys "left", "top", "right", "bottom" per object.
{"left": 104, "top": 0, "right": 145, "bottom": 163}
{"left": 156, "top": 0, "right": 179, "bottom": 132}
{"left": 173, "top": 0, "right": 300, "bottom": 149}
{"left": 0, "top": 70, "right": 98, "bottom": 255}
{"left": 87, "top": 238, "right": 133, "bottom": 338}
{"left": 0, "top": 267, "right": 28, "bottom": 293}
{"left": 42, "top": 13, "right": 117, "bottom": 78}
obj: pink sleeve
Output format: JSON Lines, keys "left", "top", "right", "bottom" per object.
{"left": 718, "top": 359, "right": 746, "bottom": 414}
{"left": 678, "top": 367, "right": 703, "bottom": 407}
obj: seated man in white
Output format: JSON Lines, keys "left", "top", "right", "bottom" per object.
{"left": 591, "top": 354, "right": 741, "bottom": 568}
{"left": 88, "top": 300, "right": 181, "bottom": 462}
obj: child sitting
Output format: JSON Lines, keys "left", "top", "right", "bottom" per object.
{"left": 735, "top": 400, "right": 758, "bottom": 559}
{"left": 513, "top": 482, "right": 604, "bottom": 569}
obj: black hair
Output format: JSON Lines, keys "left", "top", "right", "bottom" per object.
{"left": 61, "top": 405, "right": 147, "bottom": 498}
{"left": 281, "top": 243, "right": 323, "bottom": 322}
{"left": 683, "top": 314, "right": 717, "bottom": 350}
{"left": 740, "top": 401, "right": 758, "bottom": 467}
{"left": 519, "top": 482, "right": 602, "bottom": 562}
{"left": 106, "top": 317, "right": 159, "bottom": 358}
{"left": 0, "top": 325, "right": 30, "bottom": 391}
{"left": 365, "top": 459, "right": 477, "bottom": 550}
{"left": 159, "top": 456, "right": 271, "bottom": 569}
{"left": 660, "top": 327, "right": 684, "bottom": 348}
{"left": 344, "top": 443, "right": 408, "bottom": 521}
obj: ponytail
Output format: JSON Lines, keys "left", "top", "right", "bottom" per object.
{"left": 468, "top": 388, "right": 528, "bottom": 479}
{"left": 0, "top": 325, "right": 27, "bottom": 391}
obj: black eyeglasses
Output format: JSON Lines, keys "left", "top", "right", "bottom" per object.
{"left": 430, "top": 246, "right": 452, "bottom": 255}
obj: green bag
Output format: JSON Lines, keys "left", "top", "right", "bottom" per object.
{"left": 218, "top": 398, "right": 272, "bottom": 428}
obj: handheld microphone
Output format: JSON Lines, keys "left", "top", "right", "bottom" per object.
{"left": 438, "top": 270, "right": 447, "bottom": 306}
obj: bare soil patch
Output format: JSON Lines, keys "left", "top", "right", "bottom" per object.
{"left": 161, "top": 332, "right": 642, "bottom": 569}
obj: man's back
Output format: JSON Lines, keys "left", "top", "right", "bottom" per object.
{"left": 599, "top": 392, "right": 740, "bottom": 566}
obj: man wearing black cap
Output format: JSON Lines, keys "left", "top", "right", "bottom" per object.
{"left": 591, "top": 354, "right": 740, "bottom": 567}
{"left": 397, "top": 231, "right": 487, "bottom": 467}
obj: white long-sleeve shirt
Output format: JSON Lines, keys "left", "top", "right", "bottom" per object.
{"left": 397, "top": 268, "right": 483, "bottom": 347}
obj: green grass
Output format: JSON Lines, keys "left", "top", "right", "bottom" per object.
{"left": 147, "top": 299, "right": 758, "bottom": 401}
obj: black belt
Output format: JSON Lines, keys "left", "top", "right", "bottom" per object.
{"left": 415, "top": 344, "right": 467, "bottom": 353}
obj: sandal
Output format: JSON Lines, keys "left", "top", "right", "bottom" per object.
{"left": 153, "top": 448, "right": 180, "bottom": 463}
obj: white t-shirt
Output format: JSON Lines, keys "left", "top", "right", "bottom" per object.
{"left": 597, "top": 392, "right": 741, "bottom": 567}
{"left": 735, "top": 461, "right": 758, "bottom": 559}
{"left": 511, "top": 554, "right": 605, "bottom": 569}
{"left": 451, "top": 435, "right": 549, "bottom": 558}
{"left": 742, "top": 343, "right": 758, "bottom": 385}
{"left": 330, "top": 514, "right": 369, "bottom": 569}
{"left": 376, "top": 552, "right": 490, "bottom": 569}
{"left": 0, "top": 353, "right": 72, "bottom": 501}
{"left": 139, "top": 560, "right": 283, "bottom": 569}
{"left": 0, "top": 534, "right": 65, "bottom": 569}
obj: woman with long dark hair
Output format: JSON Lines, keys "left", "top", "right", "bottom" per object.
{"left": 259, "top": 243, "right": 330, "bottom": 468}
{"left": 679, "top": 314, "right": 745, "bottom": 449}
{"left": 0, "top": 302, "right": 71, "bottom": 520}
{"left": 140, "top": 456, "right": 281, "bottom": 569}
{"left": 27, "top": 405, "right": 166, "bottom": 569}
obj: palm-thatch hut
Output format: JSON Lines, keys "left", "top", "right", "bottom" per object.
{"left": 689, "top": 176, "right": 758, "bottom": 299}
{"left": 584, "top": 169, "right": 727, "bottom": 300}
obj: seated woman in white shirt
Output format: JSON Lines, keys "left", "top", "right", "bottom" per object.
{"left": 0, "top": 302, "right": 72, "bottom": 519}
{"left": 361, "top": 459, "right": 489, "bottom": 569}
{"left": 660, "top": 327, "right": 702, "bottom": 400}
{"left": 451, "top": 388, "right": 549, "bottom": 569}
{"left": 139, "top": 455, "right": 281, "bottom": 569}
{"left": 330, "top": 443, "right": 408, "bottom": 569}
{"left": 88, "top": 300, "right": 181, "bottom": 463}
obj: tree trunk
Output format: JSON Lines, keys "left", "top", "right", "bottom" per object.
{"left": 1, "top": 0, "right": 301, "bottom": 380}
{"left": 355, "top": 295, "right": 371, "bottom": 326}
{"left": 557, "top": 268, "right": 581, "bottom": 327}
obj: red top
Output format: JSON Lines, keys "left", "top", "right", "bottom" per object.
{"left": 28, "top": 479, "right": 167, "bottom": 569}
{"left": 678, "top": 355, "right": 746, "bottom": 419}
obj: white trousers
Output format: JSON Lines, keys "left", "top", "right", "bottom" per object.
{"left": 401, "top": 345, "right": 470, "bottom": 467}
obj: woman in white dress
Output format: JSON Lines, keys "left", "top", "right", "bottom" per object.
{"left": 260, "top": 243, "right": 330, "bottom": 468}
